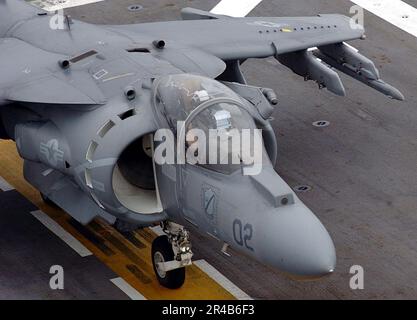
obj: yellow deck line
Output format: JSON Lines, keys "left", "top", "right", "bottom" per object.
{"left": 0, "top": 140, "right": 234, "bottom": 300}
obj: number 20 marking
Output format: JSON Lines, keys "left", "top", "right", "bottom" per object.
{"left": 233, "top": 219, "right": 254, "bottom": 251}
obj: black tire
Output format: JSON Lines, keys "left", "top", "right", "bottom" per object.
{"left": 152, "top": 235, "right": 185, "bottom": 289}
{"left": 40, "top": 193, "right": 58, "bottom": 207}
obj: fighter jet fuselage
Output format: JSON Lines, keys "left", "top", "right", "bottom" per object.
{"left": 0, "top": 0, "right": 403, "bottom": 287}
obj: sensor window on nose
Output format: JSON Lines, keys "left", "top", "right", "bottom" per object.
{"left": 277, "top": 195, "right": 293, "bottom": 207}
{"left": 251, "top": 171, "right": 295, "bottom": 208}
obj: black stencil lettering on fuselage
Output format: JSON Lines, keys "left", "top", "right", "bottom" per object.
{"left": 233, "top": 219, "right": 254, "bottom": 251}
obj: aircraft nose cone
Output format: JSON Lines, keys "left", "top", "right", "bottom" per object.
{"left": 259, "top": 203, "right": 336, "bottom": 278}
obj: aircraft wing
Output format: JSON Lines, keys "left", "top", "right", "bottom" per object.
{"left": 113, "top": 12, "right": 362, "bottom": 60}
{"left": 0, "top": 38, "right": 106, "bottom": 107}
{"left": 109, "top": 10, "right": 403, "bottom": 100}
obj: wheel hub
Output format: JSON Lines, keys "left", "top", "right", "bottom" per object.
{"left": 154, "top": 251, "right": 166, "bottom": 278}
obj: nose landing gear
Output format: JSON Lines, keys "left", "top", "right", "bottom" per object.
{"left": 151, "top": 221, "right": 193, "bottom": 289}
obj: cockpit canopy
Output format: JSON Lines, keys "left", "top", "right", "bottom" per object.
{"left": 153, "top": 74, "right": 254, "bottom": 132}
{"left": 153, "top": 74, "right": 269, "bottom": 175}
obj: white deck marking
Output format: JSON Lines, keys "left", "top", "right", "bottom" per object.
{"left": 30, "top": 210, "right": 93, "bottom": 257}
{"left": 27, "top": 0, "right": 104, "bottom": 12}
{"left": 110, "top": 277, "right": 147, "bottom": 300}
{"left": 351, "top": 0, "right": 417, "bottom": 37}
{"left": 211, "top": 0, "right": 263, "bottom": 17}
{"left": 194, "top": 260, "right": 253, "bottom": 300}
{"left": 0, "top": 176, "right": 14, "bottom": 191}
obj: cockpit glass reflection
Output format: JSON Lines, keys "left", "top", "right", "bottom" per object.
{"left": 154, "top": 74, "right": 268, "bottom": 174}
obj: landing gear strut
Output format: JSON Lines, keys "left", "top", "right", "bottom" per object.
{"left": 151, "top": 221, "right": 193, "bottom": 289}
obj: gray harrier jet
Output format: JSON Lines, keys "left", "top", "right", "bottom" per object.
{"left": 0, "top": 0, "right": 403, "bottom": 288}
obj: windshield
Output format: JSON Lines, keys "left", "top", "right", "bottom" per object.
{"left": 154, "top": 74, "right": 244, "bottom": 128}
{"left": 154, "top": 74, "right": 267, "bottom": 175}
